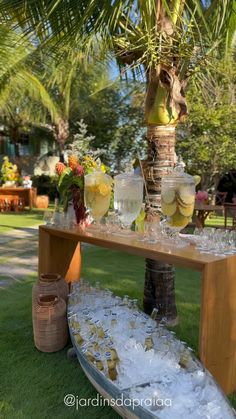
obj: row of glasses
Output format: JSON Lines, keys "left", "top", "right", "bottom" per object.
{"left": 43, "top": 207, "right": 77, "bottom": 229}
{"left": 194, "top": 227, "right": 236, "bottom": 256}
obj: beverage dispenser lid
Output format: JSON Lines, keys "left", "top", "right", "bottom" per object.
{"left": 165, "top": 156, "right": 194, "bottom": 181}
{"left": 114, "top": 171, "right": 143, "bottom": 181}
{"left": 114, "top": 160, "right": 143, "bottom": 181}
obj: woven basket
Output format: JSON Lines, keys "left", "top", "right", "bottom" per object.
{"left": 35, "top": 195, "right": 49, "bottom": 209}
{"left": 33, "top": 295, "right": 68, "bottom": 352}
{"left": 32, "top": 273, "right": 69, "bottom": 303}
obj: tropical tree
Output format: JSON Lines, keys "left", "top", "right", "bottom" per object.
{"left": 71, "top": 79, "right": 145, "bottom": 169}
{"left": 176, "top": 57, "right": 236, "bottom": 194}
{"left": 0, "top": 24, "right": 60, "bottom": 155}
{"left": 2, "top": 0, "right": 235, "bottom": 323}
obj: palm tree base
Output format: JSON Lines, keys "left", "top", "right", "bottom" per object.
{"left": 143, "top": 258, "right": 177, "bottom": 323}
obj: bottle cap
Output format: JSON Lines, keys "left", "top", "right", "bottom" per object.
{"left": 105, "top": 351, "right": 112, "bottom": 359}
{"left": 81, "top": 343, "right": 87, "bottom": 350}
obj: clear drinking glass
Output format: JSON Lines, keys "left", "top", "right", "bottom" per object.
{"left": 135, "top": 218, "right": 146, "bottom": 241}
{"left": 114, "top": 172, "right": 144, "bottom": 236}
{"left": 43, "top": 211, "right": 53, "bottom": 226}
{"left": 106, "top": 211, "right": 121, "bottom": 233}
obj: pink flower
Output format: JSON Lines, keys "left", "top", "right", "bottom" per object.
{"left": 75, "top": 164, "right": 84, "bottom": 176}
{"left": 196, "top": 190, "right": 208, "bottom": 202}
{"left": 23, "top": 176, "right": 30, "bottom": 181}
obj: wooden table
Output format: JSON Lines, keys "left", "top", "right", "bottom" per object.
{"left": 194, "top": 203, "right": 223, "bottom": 228}
{"left": 0, "top": 187, "right": 37, "bottom": 210}
{"left": 38, "top": 225, "right": 236, "bottom": 394}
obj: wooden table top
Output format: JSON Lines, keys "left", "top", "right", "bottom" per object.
{"left": 0, "top": 187, "right": 35, "bottom": 191}
{"left": 40, "top": 225, "right": 234, "bottom": 272}
{"left": 194, "top": 203, "right": 223, "bottom": 211}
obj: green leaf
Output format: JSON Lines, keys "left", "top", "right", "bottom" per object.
{"left": 58, "top": 167, "right": 72, "bottom": 188}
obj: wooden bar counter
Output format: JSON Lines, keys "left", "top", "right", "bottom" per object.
{"left": 38, "top": 225, "right": 236, "bottom": 395}
{"left": 0, "top": 187, "right": 37, "bottom": 209}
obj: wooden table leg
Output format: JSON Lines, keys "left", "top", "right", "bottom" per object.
{"left": 38, "top": 228, "right": 81, "bottom": 282}
{"left": 200, "top": 256, "right": 236, "bottom": 394}
{"left": 29, "top": 188, "right": 33, "bottom": 210}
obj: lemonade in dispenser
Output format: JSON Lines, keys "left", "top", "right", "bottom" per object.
{"left": 84, "top": 169, "right": 112, "bottom": 225}
{"left": 161, "top": 159, "right": 195, "bottom": 230}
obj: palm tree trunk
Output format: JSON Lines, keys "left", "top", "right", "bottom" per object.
{"left": 143, "top": 125, "right": 177, "bottom": 323}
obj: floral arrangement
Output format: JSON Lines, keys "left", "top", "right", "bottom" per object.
{"left": 55, "top": 120, "right": 110, "bottom": 224}
{"left": 195, "top": 190, "right": 208, "bottom": 204}
{"left": 0, "top": 156, "right": 20, "bottom": 186}
{"left": 55, "top": 154, "right": 108, "bottom": 224}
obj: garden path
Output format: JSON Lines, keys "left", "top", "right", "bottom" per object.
{"left": 0, "top": 227, "right": 38, "bottom": 288}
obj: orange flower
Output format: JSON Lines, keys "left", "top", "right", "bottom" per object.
{"left": 55, "top": 162, "right": 66, "bottom": 175}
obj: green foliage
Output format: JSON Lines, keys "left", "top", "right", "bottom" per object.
{"left": 1, "top": 1, "right": 235, "bottom": 80}
{"left": 176, "top": 60, "right": 236, "bottom": 190}
{"left": 68, "top": 69, "right": 145, "bottom": 166}
{"left": 0, "top": 24, "right": 60, "bottom": 136}
{"left": 31, "top": 175, "right": 57, "bottom": 201}
{"left": 67, "top": 120, "right": 96, "bottom": 158}
{"left": 57, "top": 168, "right": 83, "bottom": 207}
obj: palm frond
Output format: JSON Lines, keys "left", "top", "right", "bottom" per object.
{"left": 0, "top": 0, "right": 235, "bottom": 82}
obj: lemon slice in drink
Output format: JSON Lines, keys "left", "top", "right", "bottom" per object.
{"left": 178, "top": 186, "right": 195, "bottom": 205}
{"left": 161, "top": 201, "right": 177, "bottom": 216}
{"left": 178, "top": 203, "right": 194, "bottom": 217}
{"left": 168, "top": 212, "right": 191, "bottom": 228}
{"left": 161, "top": 189, "right": 176, "bottom": 204}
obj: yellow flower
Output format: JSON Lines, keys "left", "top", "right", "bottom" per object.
{"left": 100, "top": 163, "right": 107, "bottom": 173}
{"left": 83, "top": 156, "right": 97, "bottom": 169}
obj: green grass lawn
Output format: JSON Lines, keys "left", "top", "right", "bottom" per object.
{"left": 0, "top": 250, "right": 201, "bottom": 419}
{"left": 0, "top": 209, "right": 45, "bottom": 232}
{"left": 0, "top": 211, "right": 235, "bottom": 418}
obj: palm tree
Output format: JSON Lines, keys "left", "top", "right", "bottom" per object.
{"left": 1, "top": 0, "right": 235, "bottom": 322}
{"left": 0, "top": 23, "right": 61, "bottom": 154}
{"left": 39, "top": 49, "right": 84, "bottom": 153}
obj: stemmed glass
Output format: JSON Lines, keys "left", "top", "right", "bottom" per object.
{"left": 114, "top": 172, "right": 144, "bottom": 236}
{"left": 84, "top": 171, "right": 112, "bottom": 230}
